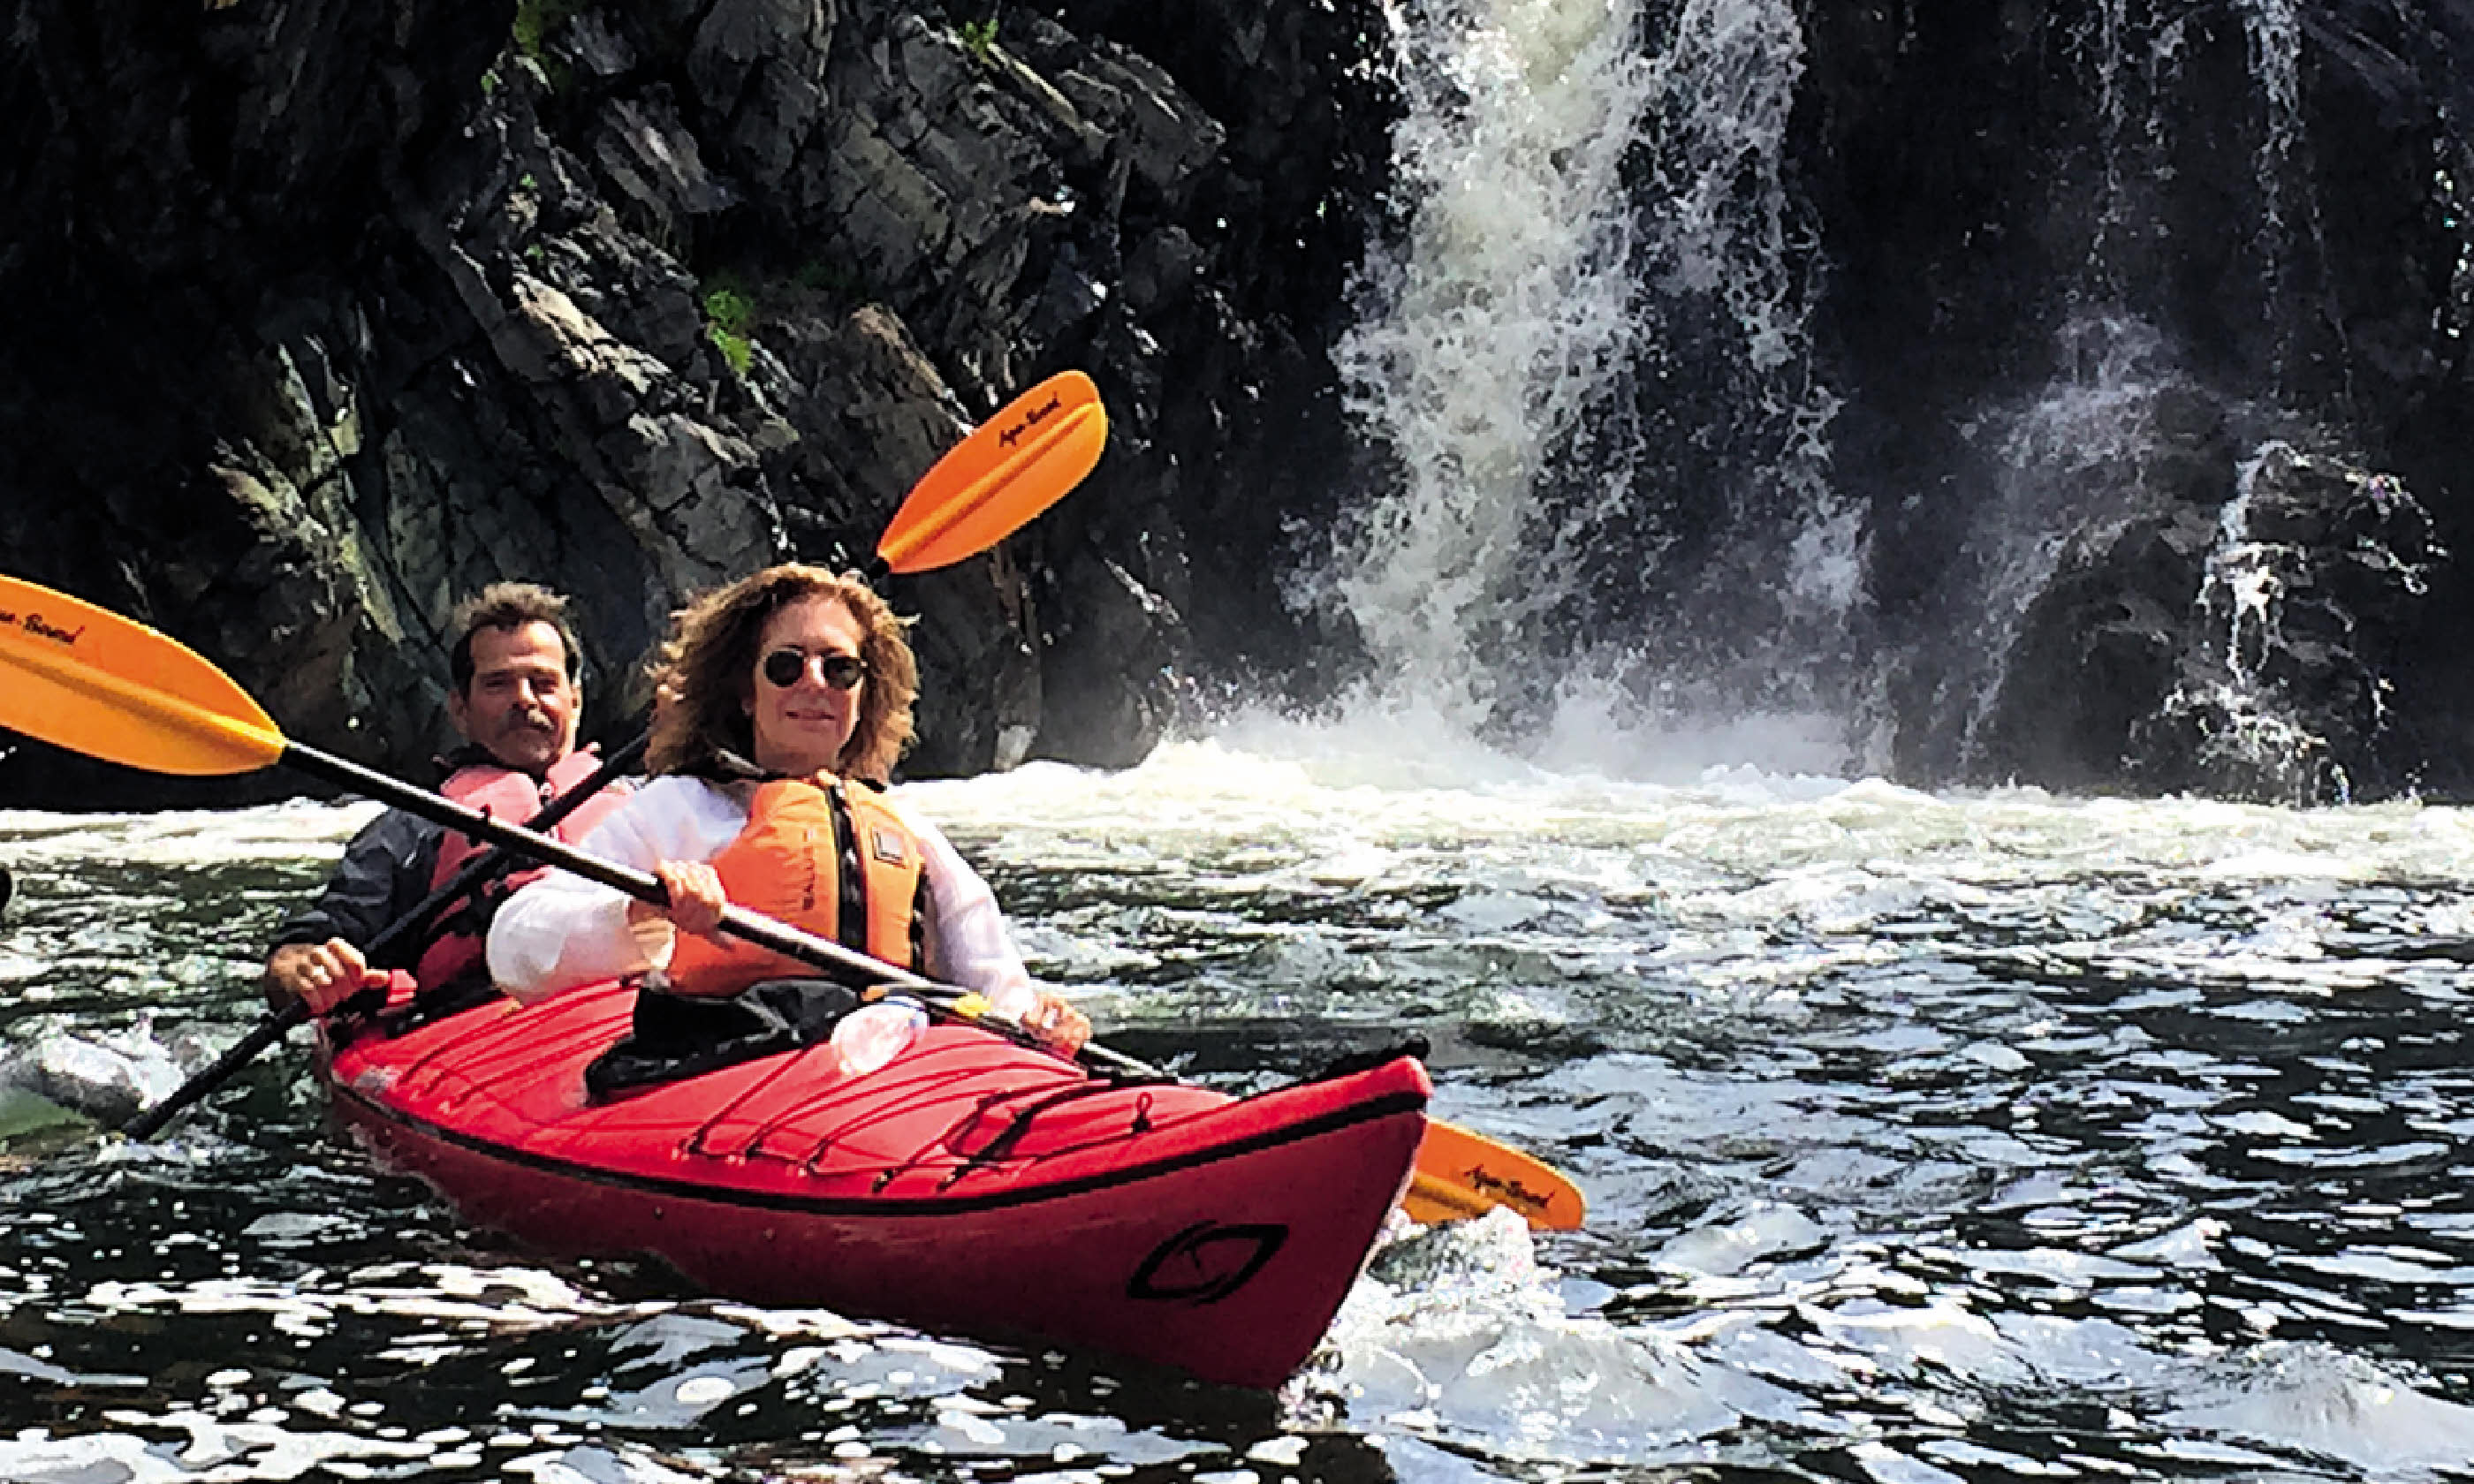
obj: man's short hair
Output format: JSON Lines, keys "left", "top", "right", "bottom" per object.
{"left": 447, "top": 582, "right": 584, "bottom": 693}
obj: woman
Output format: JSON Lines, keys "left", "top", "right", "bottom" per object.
{"left": 485, "top": 564, "right": 1089, "bottom": 1075}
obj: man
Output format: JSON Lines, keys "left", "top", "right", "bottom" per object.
{"left": 265, "top": 582, "right": 630, "bottom": 1013}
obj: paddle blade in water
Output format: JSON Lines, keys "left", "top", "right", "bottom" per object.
{"left": 0, "top": 574, "right": 285, "bottom": 776}
{"left": 1401, "top": 1118, "right": 1586, "bottom": 1230}
{"left": 877, "top": 371, "right": 1106, "bottom": 574}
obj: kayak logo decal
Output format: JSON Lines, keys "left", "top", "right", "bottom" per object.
{"left": 1127, "top": 1222, "right": 1286, "bottom": 1305}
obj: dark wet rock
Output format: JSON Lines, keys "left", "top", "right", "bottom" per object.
{"left": 0, "top": 0, "right": 1387, "bottom": 806}
{"left": 2133, "top": 446, "right": 2445, "bottom": 804}
{"left": 591, "top": 92, "right": 740, "bottom": 245}
{"left": 1029, "top": 551, "right": 1188, "bottom": 769}
{"left": 10, "top": 0, "right": 2474, "bottom": 809}
{"left": 1958, "top": 417, "right": 2446, "bottom": 806}
{"left": 1805, "top": 2, "right": 2474, "bottom": 801}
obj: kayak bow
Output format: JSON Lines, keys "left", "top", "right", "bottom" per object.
{"left": 323, "top": 980, "right": 1430, "bottom": 1388}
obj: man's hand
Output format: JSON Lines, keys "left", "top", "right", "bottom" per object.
{"left": 265, "top": 938, "right": 388, "bottom": 1015}
{"left": 1022, "top": 991, "right": 1091, "bottom": 1059}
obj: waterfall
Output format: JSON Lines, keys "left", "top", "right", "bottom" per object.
{"left": 2070, "top": 0, "right": 2302, "bottom": 321}
{"left": 2141, "top": 443, "right": 2440, "bottom": 805}
{"left": 1311, "top": 0, "right": 2364, "bottom": 788}
{"left": 1934, "top": 0, "right": 2336, "bottom": 784}
{"left": 1951, "top": 315, "right": 2182, "bottom": 769}
{"left": 1325, "top": 0, "right": 1849, "bottom": 775}
{"left": 2235, "top": 0, "right": 2307, "bottom": 382}
{"left": 2235, "top": 0, "right": 2302, "bottom": 246}
{"left": 2154, "top": 444, "right": 2351, "bottom": 803}
{"left": 1328, "top": 0, "right": 1658, "bottom": 731}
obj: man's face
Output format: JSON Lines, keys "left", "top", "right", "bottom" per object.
{"left": 447, "top": 621, "right": 580, "bottom": 775}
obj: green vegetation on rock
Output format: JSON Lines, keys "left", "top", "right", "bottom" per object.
{"left": 512, "top": 0, "right": 581, "bottom": 60}
{"left": 702, "top": 275, "right": 757, "bottom": 377}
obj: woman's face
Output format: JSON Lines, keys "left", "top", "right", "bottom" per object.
{"left": 744, "top": 593, "right": 867, "bottom": 776}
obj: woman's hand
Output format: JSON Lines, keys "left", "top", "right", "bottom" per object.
{"left": 628, "top": 859, "right": 728, "bottom": 939}
{"left": 1021, "top": 990, "right": 1091, "bottom": 1059}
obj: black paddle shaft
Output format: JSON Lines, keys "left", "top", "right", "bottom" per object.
{"left": 123, "top": 735, "right": 647, "bottom": 1141}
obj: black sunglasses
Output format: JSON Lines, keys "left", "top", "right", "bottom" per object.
{"left": 760, "top": 647, "right": 868, "bottom": 691}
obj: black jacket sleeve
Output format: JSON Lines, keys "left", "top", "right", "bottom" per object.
{"left": 268, "top": 808, "right": 445, "bottom": 969}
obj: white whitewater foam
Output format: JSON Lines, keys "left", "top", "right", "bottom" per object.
{"left": 1306, "top": 1208, "right": 1807, "bottom": 1464}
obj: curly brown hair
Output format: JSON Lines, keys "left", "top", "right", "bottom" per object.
{"left": 644, "top": 565, "right": 919, "bottom": 784}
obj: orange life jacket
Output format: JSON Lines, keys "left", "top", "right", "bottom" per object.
{"left": 413, "top": 750, "right": 634, "bottom": 990}
{"left": 662, "top": 776, "right": 927, "bottom": 998}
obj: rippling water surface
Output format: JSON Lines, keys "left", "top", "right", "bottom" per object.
{"left": 6, "top": 732, "right": 2474, "bottom": 1482}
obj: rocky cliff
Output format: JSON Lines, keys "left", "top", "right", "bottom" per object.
{"left": 8, "top": 0, "right": 2474, "bottom": 809}
{"left": 0, "top": 0, "right": 1387, "bottom": 805}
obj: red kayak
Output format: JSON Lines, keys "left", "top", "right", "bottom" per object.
{"left": 318, "top": 981, "right": 1431, "bottom": 1388}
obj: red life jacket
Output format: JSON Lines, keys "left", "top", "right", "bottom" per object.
{"left": 413, "top": 750, "right": 634, "bottom": 990}
{"left": 663, "top": 776, "right": 926, "bottom": 999}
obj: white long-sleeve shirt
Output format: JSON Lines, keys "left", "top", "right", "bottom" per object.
{"left": 485, "top": 775, "right": 1035, "bottom": 1017}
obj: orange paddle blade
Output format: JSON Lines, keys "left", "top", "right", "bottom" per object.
{"left": 1401, "top": 1118, "right": 1586, "bottom": 1230}
{"left": 877, "top": 370, "right": 1106, "bottom": 573}
{"left": 0, "top": 574, "right": 285, "bottom": 776}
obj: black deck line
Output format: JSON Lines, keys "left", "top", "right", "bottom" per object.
{"left": 328, "top": 1075, "right": 1430, "bottom": 1219}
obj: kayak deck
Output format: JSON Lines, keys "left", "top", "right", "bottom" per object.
{"left": 322, "top": 981, "right": 1429, "bottom": 1387}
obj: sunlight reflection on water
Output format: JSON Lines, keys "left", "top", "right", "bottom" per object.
{"left": 4, "top": 741, "right": 2474, "bottom": 1479}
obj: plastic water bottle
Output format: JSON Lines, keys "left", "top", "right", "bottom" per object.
{"left": 831, "top": 998, "right": 927, "bottom": 1076}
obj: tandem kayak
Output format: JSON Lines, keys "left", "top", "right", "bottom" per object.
{"left": 317, "top": 981, "right": 1431, "bottom": 1388}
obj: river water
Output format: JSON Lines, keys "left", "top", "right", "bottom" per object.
{"left": 4, "top": 728, "right": 2474, "bottom": 1481}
